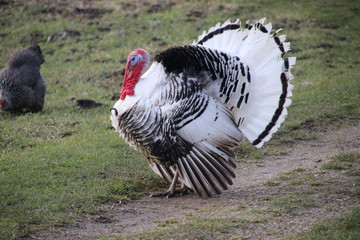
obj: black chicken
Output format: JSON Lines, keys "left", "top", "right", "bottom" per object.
{"left": 0, "top": 45, "right": 47, "bottom": 113}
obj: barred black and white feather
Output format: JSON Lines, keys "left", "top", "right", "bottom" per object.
{"left": 111, "top": 19, "right": 295, "bottom": 198}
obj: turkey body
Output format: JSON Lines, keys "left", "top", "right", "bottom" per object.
{"left": 110, "top": 19, "right": 296, "bottom": 198}
{"left": 0, "top": 45, "right": 46, "bottom": 113}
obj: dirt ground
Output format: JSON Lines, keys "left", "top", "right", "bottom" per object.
{"left": 36, "top": 121, "right": 360, "bottom": 239}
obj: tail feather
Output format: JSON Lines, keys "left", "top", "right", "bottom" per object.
{"left": 189, "top": 151, "right": 224, "bottom": 194}
{"left": 149, "top": 139, "right": 237, "bottom": 198}
{"left": 150, "top": 162, "right": 174, "bottom": 183}
{"left": 189, "top": 151, "right": 229, "bottom": 192}
{"left": 195, "top": 19, "right": 295, "bottom": 147}
{"left": 176, "top": 143, "right": 236, "bottom": 198}
{"left": 177, "top": 157, "right": 197, "bottom": 192}
{"left": 194, "top": 146, "right": 235, "bottom": 182}
{"left": 185, "top": 154, "right": 221, "bottom": 196}
{"left": 179, "top": 156, "right": 208, "bottom": 197}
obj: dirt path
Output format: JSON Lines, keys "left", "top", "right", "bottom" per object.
{"left": 38, "top": 122, "right": 360, "bottom": 239}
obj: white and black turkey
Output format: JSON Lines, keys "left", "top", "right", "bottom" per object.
{"left": 110, "top": 19, "right": 295, "bottom": 198}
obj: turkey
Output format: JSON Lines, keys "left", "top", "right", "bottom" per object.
{"left": 0, "top": 45, "right": 47, "bottom": 113}
{"left": 110, "top": 19, "right": 295, "bottom": 198}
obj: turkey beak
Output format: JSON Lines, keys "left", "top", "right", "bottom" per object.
{"left": 126, "top": 65, "right": 134, "bottom": 77}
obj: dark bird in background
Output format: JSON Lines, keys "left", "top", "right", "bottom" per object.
{"left": 110, "top": 19, "right": 296, "bottom": 198}
{"left": 0, "top": 45, "right": 47, "bottom": 113}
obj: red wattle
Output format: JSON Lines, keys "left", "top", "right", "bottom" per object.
{"left": 126, "top": 88, "right": 134, "bottom": 96}
{"left": 120, "top": 91, "right": 126, "bottom": 100}
{"left": 120, "top": 85, "right": 136, "bottom": 100}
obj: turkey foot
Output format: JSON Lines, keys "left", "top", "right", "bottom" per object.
{"left": 150, "top": 185, "right": 192, "bottom": 198}
{"left": 150, "top": 170, "right": 191, "bottom": 198}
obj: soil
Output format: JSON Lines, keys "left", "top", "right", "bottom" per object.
{"left": 75, "top": 99, "right": 103, "bottom": 109}
{"left": 36, "top": 121, "right": 360, "bottom": 239}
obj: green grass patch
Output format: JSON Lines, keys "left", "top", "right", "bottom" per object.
{"left": 273, "top": 197, "right": 317, "bottom": 213}
{"left": 260, "top": 196, "right": 272, "bottom": 201}
{"left": 121, "top": 214, "right": 267, "bottom": 240}
{"left": 285, "top": 168, "right": 306, "bottom": 175}
{"left": 234, "top": 204, "right": 247, "bottom": 210}
{"left": 351, "top": 187, "right": 360, "bottom": 198}
{"left": 332, "top": 152, "right": 360, "bottom": 163}
{"left": 0, "top": 131, "right": 164, "bottom": 237}
{"left": 289, "top": 180, "right": 303, "bottom": 185}
{"left": 181, "top": 205, "right": 193, "bottom": 209}
{"left": 236, "top": 142, "right": 263, "bottom": 160}
{"left": 292, "top": 207, "right": 360, "bottom": 240}
{"left": 264, "top": 181, "right": 281, "bottom": 186}
{"left": 322, "top": 152, "right": 360, "bottom": 170}
{"left": 308, "top": 181, "right": 324, "bottom": 187}
{"left": 125, "top": 217, "right": 238, "bottom": 240}
{"left": 232, "top": 215, "right": 267, "bottom": 224}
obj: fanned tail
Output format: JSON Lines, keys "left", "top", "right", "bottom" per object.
{"left": 150, "top": 141, "right": 237, "bottom": 198}
{"left": 194, "top": 18, "right": 295, "bottom": 147}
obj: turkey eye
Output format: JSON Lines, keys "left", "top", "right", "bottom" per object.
{"left": 129, "top": 55, "right": 139, "bottom": 65}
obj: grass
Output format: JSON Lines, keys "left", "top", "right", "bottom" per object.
{"left": 273, "top": 197, "right": 317, "bottom": 213}
{"left": 264, "top": 181, "right": 282, "bottom": 186}
{"left": 322, "top": 152, "right": 360, "bottom": 170}
{"left": 290, "top": 207, "right": 360, "bottom": 240}
{"left": 0, "top": 129, "right": 164, "bottom": 236}
{"left": 120, "top": 214, "right": 267, "bottom": 240}
{"left": 120, "top": 157, "right": 358, "bottom": 240}
{"left": 0, "top": 0, "right": 360, "bottom": 239}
